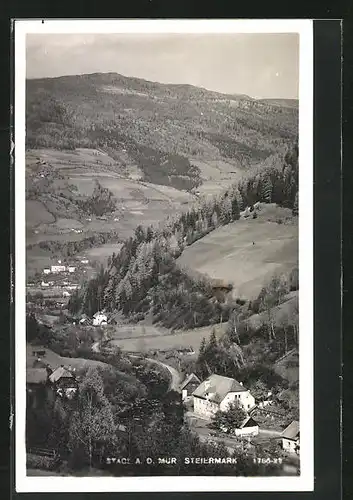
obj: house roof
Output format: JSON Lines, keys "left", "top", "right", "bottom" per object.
{"left": 27, "top": 368, "right": 47, "bottom": 384}
{"left": 239, "top": 416, "right": 258, "bottom": 428}
{"left": 49, "top": 366, "right": 74, "bottom": 383}
{"left": 180, "top": 373, "right": 201, "bottom": 391}
{"left": 193, "top": 374, "right": 247, "bottom": 403}
{"left": 281, "top": 420, "right": 300, "bottom": 440}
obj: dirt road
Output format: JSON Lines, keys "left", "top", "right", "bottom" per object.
{"left": 129, "top": 354, "right": 182, "bottom": 392}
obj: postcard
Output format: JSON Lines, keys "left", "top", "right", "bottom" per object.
{"left": 14, "top": 18, "right": 313, "bottom": 492}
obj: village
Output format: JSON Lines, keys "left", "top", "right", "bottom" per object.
{"left": 26, "top": 256, "right": 95, "bottom": 315}
{"left": 26, "top": 252, "right": 300, "bottom": 474}
{"left": 26, "top": 332, "right": 300, "bottom": 475}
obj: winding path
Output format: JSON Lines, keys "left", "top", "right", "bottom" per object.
{"left": 128, "top": 354, "right": 182, "bottom": 392}
{"left": 91, "top": 342, "right": 182, "bottom": 392}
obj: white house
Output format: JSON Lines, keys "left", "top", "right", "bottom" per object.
{"left": 43, "top": 268, "right": 51, "bottom": 275}
{"left": 93, "top": 311, "right": 108, "bottom": 326}
{"left": 234, "top": 416, "right": 259, "bottom": 437}
{"left": 51, "top": 265, "right": 66, "bottom": 273}
{"left": 281, "top": 420, "right": 300, "bottom": 455}
{"left": 81, "top": 259, "right": 89, "bottom": 264}
{"left": 63, "top": 291, "right": 71, "bottom": 298}
{"left": 67, "top": 266, "right": 76, "bottom": 273}
{"left": 193, "top": 374, "right": 256, "bottom": 419}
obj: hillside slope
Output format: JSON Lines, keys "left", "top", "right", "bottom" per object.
{"left": 26, "top": 72, "right": 298, "bottom": 191}
{"left": 26, "top": 73, "right": 298, "bottom": 274}
{"left": 177, "top": 204, "right": 298, "bottom": 300}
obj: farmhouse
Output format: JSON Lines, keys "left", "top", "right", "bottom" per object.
{"left": 93, "top": 311, "right": 108, "bottom": 326}
{"left": 193, "top": 374, "right": 255, "bottom": 419}
{"left": 281, "top": 420, "right": 300, "bottom": 455}
{"left": 49, "top": 366, "right": 78, "bottom": 399}
{"left": 180, "top": 373, "right": 201, "bottom": 401}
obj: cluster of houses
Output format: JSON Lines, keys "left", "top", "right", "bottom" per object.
{"left": 44, "top": 263, "right": 76, "bottom": 274}
{"left": 27, "top": 347, "right": 79, "bottom": 409}
{"left": 179, "top": 372, "right": 300, "bottom": 454}
{"left": 42, "top": 258, "right": 90, "bottom": 276}
{"left": 37, "top": 259, "right": 92, "bottom": 296}
{"left": 76, "top": 311, "right": 109, "bottom": 326}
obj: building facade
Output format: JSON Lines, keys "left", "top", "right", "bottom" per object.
{"left": 193, "top": 374, "right": 256, "bottom": 419}
{"left": 281, "top": 420, "right": 300, "bottom": 454}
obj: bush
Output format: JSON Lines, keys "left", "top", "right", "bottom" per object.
{"left": 27, "top": 453, "right": 59, "bottom": 471}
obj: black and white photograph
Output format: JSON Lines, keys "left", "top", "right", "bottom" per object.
{"left": 15, "top": 19, "right": 313, "bottom": 492}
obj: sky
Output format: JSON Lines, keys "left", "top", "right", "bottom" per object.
{"left": 26, "top": 33, "right": 299, "bottom": 99}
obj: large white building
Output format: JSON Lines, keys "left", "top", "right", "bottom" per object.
{"left": 193, "top": 374, "right": 255, "bottom": 419}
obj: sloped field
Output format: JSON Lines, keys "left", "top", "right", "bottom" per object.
{"left": 177, "top": 205, "right": 298, "bottom": 300}
{"left": 110, "top": 322, "right": 227, "bottom": 353}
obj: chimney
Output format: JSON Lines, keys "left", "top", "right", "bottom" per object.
{"left": 240, "top": 382, "right": 243, "bottom": 386}
{"left": 205, "top": 380, "right": 210, "bottom": 391}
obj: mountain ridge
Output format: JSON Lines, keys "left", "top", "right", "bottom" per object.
{"left": 27, "top": 71, "right": 297, "bottom": 104}
{"left": 26, "top": 71, "right": 298, "bottom": 193}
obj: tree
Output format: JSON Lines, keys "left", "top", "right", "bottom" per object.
{"left": 68, "top": 289, "right": 82, "bottom": 315}
{"left": 210, "top": 401, "right": 247, "bottom": 434}
{"left": 227, "top": 311, "right": 241, "bottom": 344}
{"left": 259, "top": 275, "right": 288, "bottom": 341}
{"left": 199, "top": 337, "right": 206, "bottom": 357}
{"left": 68, "top": 368, "right": 118, "bottom": 469}
{"left": 250, "top": 379, "right": 269, "bottom": 401}
{"left": 261, "top": 176, "right": 273, "bottom": 203}
{"left": 231, "top": 196, "right": 240, "bottom": 220}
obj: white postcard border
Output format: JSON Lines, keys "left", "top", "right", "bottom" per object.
{"left": 15, "top": 19, "right": 313, "bottom": 492}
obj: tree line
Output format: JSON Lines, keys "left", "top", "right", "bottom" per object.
{"left": 27, "top": 230, "right": 120, "bottom": 260}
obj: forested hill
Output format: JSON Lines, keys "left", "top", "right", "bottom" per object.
{"left": 26, "top": 72, "right": 298, "bottom": 191}
{"left": 70, "top": 142, "right": 298, "bottom": 330}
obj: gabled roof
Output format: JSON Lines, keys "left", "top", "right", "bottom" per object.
{"left": 281, "top": 420, "right": 300, "bottom": 440}
{"left": 193, "top": 374, "right": 247, "bottom": 403}
{"left": 239, "top": 416, "right": 258, "bottom": 428}
{"left": 49, "top": 366, "right": 74, "bottom": 383}
{"left": 180, "top": 373, "right": 201, "bottom": 391}
{"left": 27, "top": 368, "right": 47, "bottom": 385}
